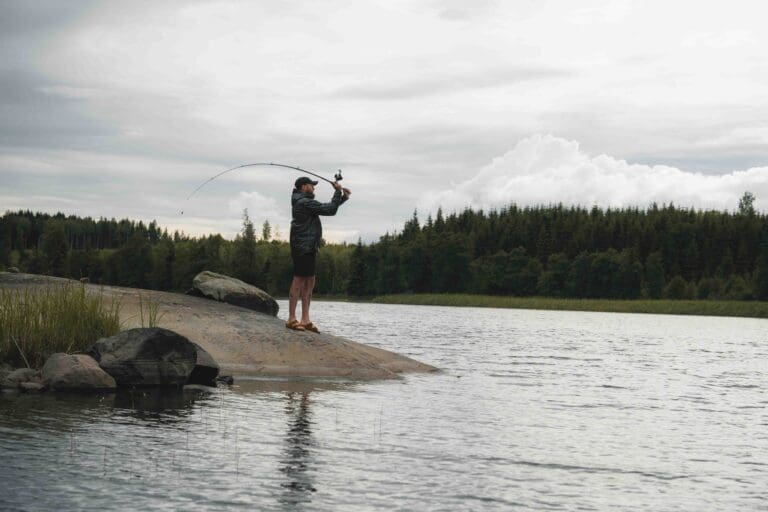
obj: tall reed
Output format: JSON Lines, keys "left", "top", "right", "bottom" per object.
{"left": 137, "top": 293, "right": 164, "bottom": 328}
{"left": 0, "top": 284, "right": 121, "bottom": 368}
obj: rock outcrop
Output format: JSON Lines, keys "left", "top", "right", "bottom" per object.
{"left": 192, "top": 271, "right": 279, "bottom": 316}
{"left": 87, "top": 327, "right": 219, "bottom": 388}
{"left": 42, "top": 353, "right": 116, "bottom": 391}
{"left": 1, "top": 272, "right": 438, "bottom": 381}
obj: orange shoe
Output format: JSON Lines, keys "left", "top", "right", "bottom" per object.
{"left": 285, "top": 319, "right": 306, "bottom": 331}
{"left": 300, "top": 322, "right": 320, "bottom": 333}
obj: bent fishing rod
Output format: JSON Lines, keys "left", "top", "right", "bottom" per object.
{"left": 182, "top": 162, "right": 345, "bottom": 214}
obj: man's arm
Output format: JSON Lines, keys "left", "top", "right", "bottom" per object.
{"left": 301, "top": 188, "right": 347, "bottom": 216}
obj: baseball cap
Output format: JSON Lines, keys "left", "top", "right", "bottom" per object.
{"left": 294, "top": 176, "right": 319, "bottom": 189}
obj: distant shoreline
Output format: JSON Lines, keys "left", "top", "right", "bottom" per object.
{"left": 342, "top": 294, "right": 768, "bottom": 319}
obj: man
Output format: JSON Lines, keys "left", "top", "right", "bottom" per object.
{"left": 286, "top": 176, "right": 350, "bottom": 332}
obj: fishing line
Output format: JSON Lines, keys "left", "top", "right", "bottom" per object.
{"left": 181, "top": 162, "right": 343, "bottom": 215}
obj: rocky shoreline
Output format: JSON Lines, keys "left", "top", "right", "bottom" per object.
{"left": 0, "top": 272, "right": 438, "bottom": 391}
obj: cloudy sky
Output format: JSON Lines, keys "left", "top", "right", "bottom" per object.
{"left": 2, "top": 0, "right": 768, "bottom": 242}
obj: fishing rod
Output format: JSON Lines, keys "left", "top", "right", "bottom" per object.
{"left": 182, "top": 162, "right": 344, "bottom": 214}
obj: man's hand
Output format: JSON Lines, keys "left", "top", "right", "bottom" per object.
{"left": 342, "top": 187, "right": 351, "bottom": 197}
{"left": 332, "top": 181, "right": 342, "bottom": 191}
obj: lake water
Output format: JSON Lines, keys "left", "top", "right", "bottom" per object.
{"left": 2, "top": 302, "right": 767, "bottom": 511}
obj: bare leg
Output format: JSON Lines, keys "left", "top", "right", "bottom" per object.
{"left": 288, "top": 276, "right": 304, "bottom": 323}
{"left": 300, "top": 276, "right": 315, "bottom": 325}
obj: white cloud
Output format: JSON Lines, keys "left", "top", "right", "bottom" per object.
{"left": 227, "top": 190, "right": 286, "bottom": 238}
{"left": 419, "top": 134, "right": 768, "bottom": 214}
{"left": 4, "top": 1, "right": 768, "bottom": 244}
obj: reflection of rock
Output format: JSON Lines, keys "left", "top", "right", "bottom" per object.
{"left": 113, "top": 388, "right": 201, "bottom": 415}
{"left": 192, "top": 271, "right": 279, "bottom": 316}
{"left": 87, "top": 328, "right": 218, "bottom": 388}
{"left": 188, "top": 343, "right": 220, "bottom": 386}
{"left": 42, "top": 353, "right": 116, "bottom": 391}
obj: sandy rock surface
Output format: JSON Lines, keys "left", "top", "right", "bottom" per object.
{"left": 0, "top": 272, "right": 438, "bottom": 380}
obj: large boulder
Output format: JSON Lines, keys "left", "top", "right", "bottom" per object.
{"left": 42, "top": 353, "right": 116, "bottom": 391}
{"left": 86, "top": 328, "right": 219, "bottom": 388}
{"left": 192, "top": 271, "right": 278, "bottom": 316}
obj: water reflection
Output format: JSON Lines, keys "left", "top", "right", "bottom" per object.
{"left": 113, "top": 388, "right": 206, "bottom": 422}
{"left": 232, "top": 377, "right": 355, "bottom": 395}
{"left": 278, "top": 392, "right": 317, "bottom": 509}
{"left": 0, "top": 391, "right": 116, "bottom": 432}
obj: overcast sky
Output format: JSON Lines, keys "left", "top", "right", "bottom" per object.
{"left": 2, "top": 0, "right": 768, "bottom": 242}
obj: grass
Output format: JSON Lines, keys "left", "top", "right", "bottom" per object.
{"left": 0, "top": 284, "right": 122, "bottom": 368}
{"left": 137, "top": 293, "right": 164, "bottom": 328}
{"left": 370, "top": 293, "right": 768, "bottom": 319}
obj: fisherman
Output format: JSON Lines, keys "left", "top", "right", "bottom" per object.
{"left": 286, "top": 176, "right": 350, "bottom": 332}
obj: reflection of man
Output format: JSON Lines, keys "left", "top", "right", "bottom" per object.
{"left": 279, "top": 392, "right": 316, "bottom": 506}
{"left": 286, "top": 177, "right": 350, "bottom": 333}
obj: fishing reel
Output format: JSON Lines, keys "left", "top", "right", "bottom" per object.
{"left": 334, "top": 169, "right": 343, "bottom": 182}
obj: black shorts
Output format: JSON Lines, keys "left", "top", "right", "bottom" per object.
{"left": 292, "top": 250, "right": 316, "bottom": 277}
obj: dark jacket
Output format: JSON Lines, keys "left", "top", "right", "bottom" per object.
{"left": 290, "top": 189, "right": 347, "bottom": 254}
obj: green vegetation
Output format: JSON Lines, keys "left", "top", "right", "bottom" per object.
{"left": 372, "top": 294, "right": 768, "bottom": 319}
{"left": 137, "top": 293, "right": 164, "bottom": 328}
{"left": 0, "top": 284, "right": 121, "bottom": 368}
{"left": 0, "top": 210, "right": 352, "bottom": 298}
{"left": 1, "top": 191, "right": 767, "bottom": 305}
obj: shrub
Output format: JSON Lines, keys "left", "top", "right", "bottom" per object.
{"left": 696, "top": 277, "right": 724, "bottom": 300}
{"left": 723, "top": 275, "right": 752, "bottom": 300}
{"left": 665, "top": 275, "right": 694, "bottom": 299}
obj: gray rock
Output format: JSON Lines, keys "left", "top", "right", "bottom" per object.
{"left": 216, "top": 375, "right": 234, "bottom": 386}
{"left": 86, "top": 328, "right": 210, "bottom": 388}
{"left": 0, "top": 363, "right": 12, "bottom": 383}
{"left": 42, "top": 353, "right": 116, "bottom": 391}
{"left": 20, "top": 382, "right": 46, "bottom": 392}
{"left": 192, "top": 271, "right": 278, "bottom": 316}
{"left": 7, "top": 267, "right": 19, "bottom": 273}
{"left": 2, "top": 368, "right": 40, "bottom": 388}
{"left": 183, "top": 384, "right": 215, "bottom": 392}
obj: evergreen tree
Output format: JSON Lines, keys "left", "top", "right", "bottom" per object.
{"left": 753, "top": 224, "right": 768, "bottom": 300}
{"left": 537, "top": 253, "right": 570, "bottom": 297}
{"left": 644, "top": 252, "right": 665, "bottom": 299}
{"left": 114, "top": 232, "right": 153, "bottom": 287}
{"left": 0, "top": 217, "right": 11, "bottom": 267}
{"left": 39, "top": 220, "right": 69, "bottom": 276}
{"left": 347, "top": 239, "right": 370, "bottom": 295}
{"left": 232, "top": 209, "right": 258, "bottom": 284}
{"left": 738, "top": 191, "right": 756, "bottom": 216}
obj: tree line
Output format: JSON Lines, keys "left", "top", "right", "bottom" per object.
{"left": 2, "top": 192, "right": 768, "bottom": 300}
{"left": 0, "top": 210, "right": 349, "bottom": 297}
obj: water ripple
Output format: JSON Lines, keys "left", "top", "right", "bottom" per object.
{"left": 1, "top": 302, "right": 767, "bottom": 511}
